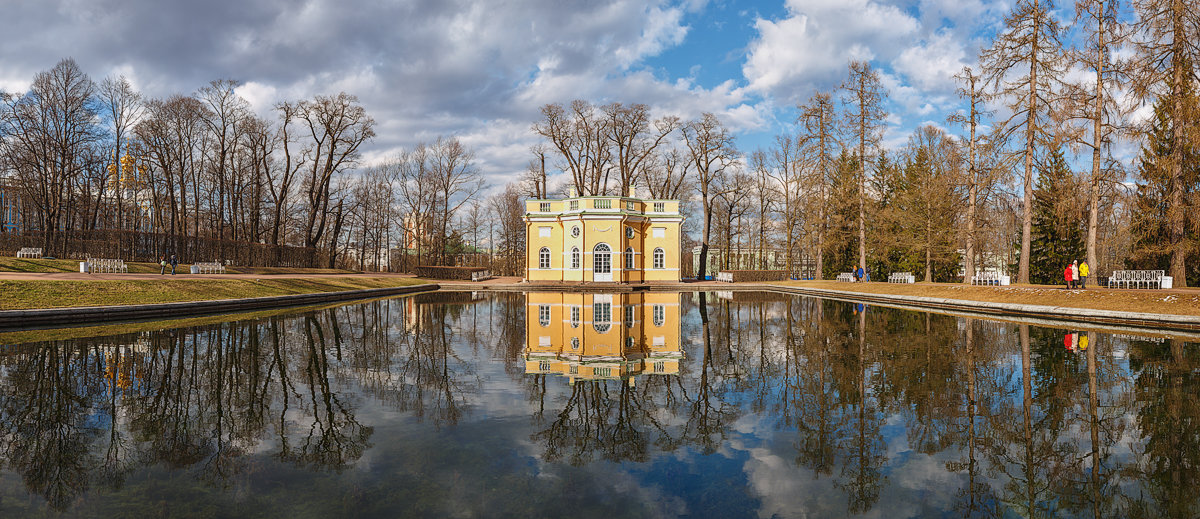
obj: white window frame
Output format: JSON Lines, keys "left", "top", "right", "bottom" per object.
{"left": 625, "top": 247, "right": 634, "bottom": 270}
{"left": 571, "top": 247, "right": 580, "bottom": 269}
{"left": 539, "top": 247, "right": 551, "bottom": 269}
{"left": 538, "top": 304, "right": 551, "bottom": 327}
{"left": 653, "top": 247, "right": 665, "bottom": 269}
{"left": 653, "top": 304, "right": 665, "bottom": 327}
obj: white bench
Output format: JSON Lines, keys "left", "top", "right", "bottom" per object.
{"left": 971, "top": 272, "right": 1010, "bottom": 286}
{"left": 85, "top": 258, "right": 128, "bottom": 273}
{"left": 836, "top": 273, "right": 855, "bottom": 282}
{"left": 193, "top": 262, "right": 226, "bottom": 274}
{"left": 16, "top": 247, "right": 42, "bottom": 258}
{"left": 470, "top": 270, "right": 492, "bottom": 282}
{"left": 888, "top": 272, "right": 915, "bottom": 283}
{"left": 1109, "top": 270, "right": 1169, "bottom": 289}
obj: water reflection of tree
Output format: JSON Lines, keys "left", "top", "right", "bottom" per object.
{"left": 1122, "top": 338, "right": 1200, "bottom": 518}
{"left": 0, "top": 298, "right": 489, "bottom": 509}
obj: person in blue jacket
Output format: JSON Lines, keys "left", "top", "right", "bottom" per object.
{"left": 855, "top": 266, "right": 865, "bottom": 282}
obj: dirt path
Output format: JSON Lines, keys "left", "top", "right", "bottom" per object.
{"left": 0, "top": 271, "right": 420, "bottom": 281}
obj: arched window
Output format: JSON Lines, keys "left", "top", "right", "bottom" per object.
{"left": 571, "top": 337, "right": 580, "bottom": 350}
{"left": 539, "top": 247, "right": 551, "bottom": 269}
{"left": 571, "top": 247, "right": 580, "bottom": 269}
{"left": 593, "top": 301, "right": 611, "bottom": 333}
{"left": 625, "top": 247, "right": 634, "bottom": 270}
{"left": 593, "top": 243, "right": 611, "bottom": 276}
{"left": 652, "top": 247, "right": 665, "bottom": 269}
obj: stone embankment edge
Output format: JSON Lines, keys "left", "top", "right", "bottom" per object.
{"left": 0, "top": 283, "right": 440, "bottom": 330}
{"left": 761, "top": 284, "right": 1200, "bottom": 332}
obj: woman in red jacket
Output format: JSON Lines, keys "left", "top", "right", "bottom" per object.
{"left": 1064, "top": 264, "right": 1073, "bottom": 289}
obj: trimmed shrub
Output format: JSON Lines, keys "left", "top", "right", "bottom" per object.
{"left": 719, "top": 270, "right": 789, "bottom": 282}
{"left": 414, "top": 266, "right": 488, "bottom": 280}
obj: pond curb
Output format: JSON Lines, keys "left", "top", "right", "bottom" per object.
{"left": 0, "top": 283, "right": 440, "bottom": 330}
{"left": 762, "top": 284, "right": 1200, "bottom": 332}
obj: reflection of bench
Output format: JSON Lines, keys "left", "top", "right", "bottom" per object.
{"left": 716, "top": 272, "right": 733, "bottom": 282}
{"left": 1109, "top": 270, "right": 1170, "bottom": 289}
{"left": 86, "top": 258, "right": 128, "bottom": 273}
{"left": 888, "top": 272, "right": 915, "bottom": 283}
{"left": 16, "top": 247, "right": 42, "bottom": 258}
{"left": 193, "top": 262, "right": 226, "bottom": 274}
{"left": 836, "top": 273, "right": 855, "bottom": 282}
{"left": 971, "top": 272, "right": 1010, "bottom": 286}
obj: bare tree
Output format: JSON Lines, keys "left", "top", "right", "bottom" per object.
{"left": 603, "top": 103, "right": 679, "bottom": 192}
{"left": 1130, "top": 0, "right": 1200, "bottom": 286}
{"left": 0, "top": 59, "right": 100, "bottom": 254}
{"left": 640, "top": 147, "right": 691, "bottom": 199}
{"left": 682, "top": 112, "right": 738, "bottom": 279}
{"left": 950, "top": 67, "right": 995, "bottom": 282}
{"left": 980, "top": 0, "right": 1067, "bottom": 284}
{"left": 98, "top": 75, "right": 144, "bottom": 233}
{"left": 429, "top": 137, "right": 484, "bottom": 264}
{"left": 797, "top": 92, "right": 838, "bottom": 279}
{"left": 841, "top": 61, "right": 888, "bottom": 273}
{"left": 766, "top": 134, "right": 800, "bottom": 272}
{"left": 297, "top": 93, "right": 375, "bottom": 265}
{"left": 1068, "top": 0, "right": 1129, "bottom": 275}
{"left": 533, "top": 100, "right": 611, "bottom": 195}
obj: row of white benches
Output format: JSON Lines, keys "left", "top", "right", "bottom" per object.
{"left": 835, "top": 273, "right": 856, "bottom": 282}
{"left": 16, "top": 247, "right": 43, "bottom": 258}
{"left": 192, "top": 262, "right": 226, "bottom": 274}
{"left": 888, "top": 272, "right": 915, "bottom": 284}
{"left": 86, "top": 258, "right": 128, "bottom": 273}
{"left": 1109, "top": 270, "right": 1171, "bottom": 289}
{"left": 971, "top": 272, "right": 1011, "bottom": 286}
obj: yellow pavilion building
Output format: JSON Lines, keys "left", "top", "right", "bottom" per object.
{"left": 524, "top": 190, "right": 683, "bottom": 283}
{"left": 523, "top": 292, "right": 683, "bottom": 385}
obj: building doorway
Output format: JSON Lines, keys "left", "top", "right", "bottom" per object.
{"left": 593, "top": 243, "right": 612, "bottom": 282}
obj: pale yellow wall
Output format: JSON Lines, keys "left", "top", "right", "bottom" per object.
{"left": 522, "top": 292, "right": 682, "bottom": 382}
{"left": 524, "top": 196, "right": 682, "bottom": 283}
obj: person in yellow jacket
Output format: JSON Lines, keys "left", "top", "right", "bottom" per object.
{"left": 1079, "top": 260, "right": 1089, "bottom": 289}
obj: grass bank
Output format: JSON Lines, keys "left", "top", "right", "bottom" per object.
{"left": 771, "top": 280, "right": 1200, "bottom": 317}
{"left": 0, "top": 276, "right": 431, "bottom": 310}
{"left": 0, "top": 257, "right": 359, "bottom": 275}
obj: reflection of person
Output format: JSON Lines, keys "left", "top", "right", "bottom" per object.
{"left": 1079, "top": 333, "right": 1089, "bottom": 351}
{"left": 1064, "top": 333, "right": 1073, "bottom": 351}
{"left": 853, "top": 303, "right": 867, "bottom": 314}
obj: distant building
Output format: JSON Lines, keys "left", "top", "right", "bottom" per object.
{"left": 523, "top": 291, "right": 683, "bottom": 385}
{"left": 0, "top": 179, "right": 21, "bottom": 233}
{"left": 524, "top": 188, "right": 683, "bottom": 283}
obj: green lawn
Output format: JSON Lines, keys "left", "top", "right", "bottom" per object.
{"left": 0, "top": 276, "right": 431, "bottom": 310}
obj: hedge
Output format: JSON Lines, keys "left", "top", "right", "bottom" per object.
{"left": 414, "top": 266, "right": 488, "bottom": 280}
{"left": 719, "top": 270, "right": 790, "bottom": 282}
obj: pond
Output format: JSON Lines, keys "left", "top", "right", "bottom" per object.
{"left": 0, "top": 290, "right": 1197, "bottom": 518}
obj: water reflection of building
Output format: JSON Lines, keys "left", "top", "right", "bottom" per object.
{"left": 523, "top": 291, "right": 683, "bottom": 385}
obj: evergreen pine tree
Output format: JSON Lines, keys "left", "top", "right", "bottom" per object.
{"left": 1129, "top": 86, "right": 1200, "bottom": 285}
{"left": 1028, "top": 147, "right": 1086, "bottom": 284}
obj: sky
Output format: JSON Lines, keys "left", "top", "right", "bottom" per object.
{"left": 3, "top": 0, "right": 1088, "bottom": 192}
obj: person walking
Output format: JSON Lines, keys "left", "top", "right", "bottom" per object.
{"left": 1064, "top": 264, "right": 1073, "bottom": 289}
{"left": 855, "top": 265, "right": 865, "bottom": 282}
{"left": 1079, "top": 260, "right": 1089, "bottom": 289}
{"left": 160, "top": 255, "right": 167, "bottom": 275}
{"left": 170, "top": 253, "right": 178, "bottom": 275}
{"left": 1071, "top": 260, "right": 1080, "bottom": 289}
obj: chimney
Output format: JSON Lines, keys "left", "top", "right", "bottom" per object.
{"left": 569, "top": 187, "right": 577, "bottom": 198}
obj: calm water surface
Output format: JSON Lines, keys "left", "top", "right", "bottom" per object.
{"left": 0, "top": 291, "right": 1197, "bottom": 518}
